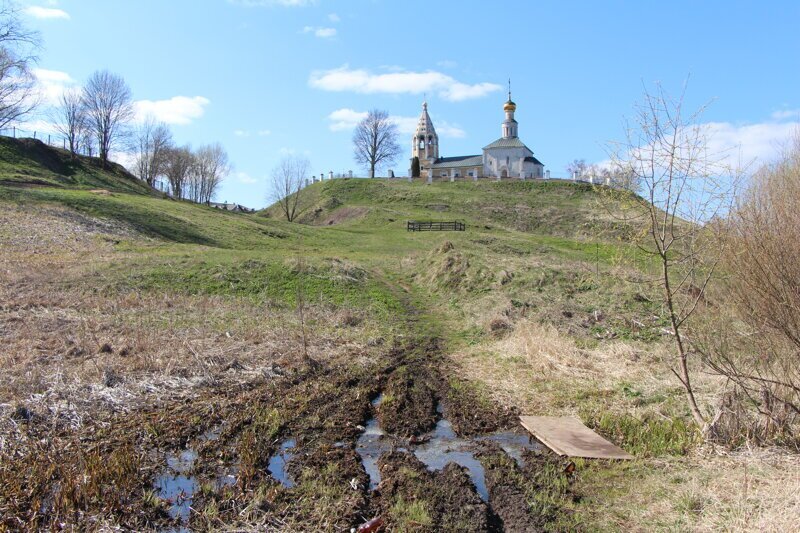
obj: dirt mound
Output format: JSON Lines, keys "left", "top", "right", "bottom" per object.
{"left": 318, "top": 206, "right": 370, "bottom": 226}
{"left": 377, "top": 451, "right": 492, "bottom": 531}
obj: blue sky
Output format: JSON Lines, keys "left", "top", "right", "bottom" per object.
{"left": 18, "top": 0, "right": 800, "bottom": 207}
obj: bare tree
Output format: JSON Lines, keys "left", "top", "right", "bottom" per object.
{"left": 132, "top": 117, "right": 173, "bottom": 187}
{"left": 193, "top": 143, "right": 230, "bottom": 204}
{"left": 50, "top": 89, "right": 85, "bottom": 157}
{"left": 607, "top": 82, "right": 742, "bottom": 431}
{"left": 0, "top": 1, "right": 40, "bottom": 128}
{"left": 81, "top": 70, "right": 134, "bottom": 167}
{"left": 163, "top": 145, "right": 194, "bottom": 199}
{"left": 269, "top": 155, "right": 310, "bottom": 222}
{"left": 703, "top": 133, "right": 800, "bottom": 437}
{"left": 353, "top": 109, "right": 401, "bottom": 178}
{"left": 566, "top": 158, "right": 587, "bottom": 178}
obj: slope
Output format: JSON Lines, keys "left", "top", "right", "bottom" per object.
{"left": 0, "top": 136, "right": 153, "bottom": 195}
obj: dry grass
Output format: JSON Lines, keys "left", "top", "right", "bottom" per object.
{"left": 0, "top": 203, "right": 374, "bottom": 435}
{"left": 452, "top": 320, "right": 719, "bottom": 416}
{"left": 575, "top": 447, "right": 800, "bottom": 532}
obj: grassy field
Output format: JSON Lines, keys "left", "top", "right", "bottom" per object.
{"left": 1, "top": 139, "right": 796, "bottom": 531}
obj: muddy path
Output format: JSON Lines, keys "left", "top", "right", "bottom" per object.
{"left": 1, "top": 277, "right": 576, "bottom": 532}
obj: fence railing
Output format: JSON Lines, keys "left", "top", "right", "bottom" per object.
{"left": 407, "top": 220, "right": 466, "bottom": 232}
{"left": 0, "top": 127, "right": 92, "bottom": 155}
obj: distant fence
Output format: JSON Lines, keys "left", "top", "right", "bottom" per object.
{"left": 0, "top": 127, "right": 92, "bottom": 155}
{"left": 407, "top": 220, "right": 466, "bottom": 232}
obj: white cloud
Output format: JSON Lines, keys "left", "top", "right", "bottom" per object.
{"left": 134, "top": 96, "right": 210, "bottom": 125}
{"left": 236, "top": 172, "right": 259, "bottom": 184}
{"left": 328, "top": 13, "right": 340, "bottom": 22}
{"left": 327, "top": 108, "right": 466, "bottom": 138}
{"left": 33, "top": 68, "right": 76, "bottom": 105}
{"left": 303, "top": 26, "right": 336, "bottom": 38}
{"left": 309, "top": 66, "right": 501, "bottom": 102}
{"left": 327, "top": 108, "right": 367, "bottom": 131}
{"left": 257, "top": 129, "right": 271, "bottom": 136}
{"left": 436, "top": 60, "right": 458, "bottom": 69}
{"left": 704, "top": 120, "right": 799, "bottom": 167}
{"left": 24, "top": 6, "right": 70, "bottom": 20}
{"left": 771, "top": 109, "right": 800, "bottom": 121}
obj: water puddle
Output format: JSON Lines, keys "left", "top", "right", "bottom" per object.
{"left": 155, "top": 449, "right": 199, "bottom": 524}
{"left": 355, "top": 400, "right": 540, "bottom": 502}
{"left": 267, "top": 438, "right": 296, "bottom": 488}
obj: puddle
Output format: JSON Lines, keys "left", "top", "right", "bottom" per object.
{"left": 476, "top": 431, "right": 540, "bottom": 467}
{"left": 413, "top": 418, "right": 488, "bottom": 501}
{"left": 155, "top": 449, "right": 199, "bottom": 524}
{"left": 267, "top": 438, "right": 296, "bottom": 487}
{"left": 356, "top": 416, "right": 391, "bottom": 489}
{"left": 371, "top": 393, "right": 384, "bottom": 407}
{"left": 355, "top": 400, "right": 540, "bottom": 501}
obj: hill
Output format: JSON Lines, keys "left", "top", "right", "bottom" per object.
{"left": 0, "top": 152, "right": 793, "bottom": 531}
{"left": 0, "top": 136, "right": 154, "bottom": 195}
{"left": 263, "top": 177, "right": 642, "bottom": 240}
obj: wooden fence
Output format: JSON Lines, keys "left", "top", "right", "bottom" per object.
{"left": 407, "top": 221, "right": 466, "bottom": 232}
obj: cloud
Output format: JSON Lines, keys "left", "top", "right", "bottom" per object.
{"left": 309, "top": 66, "right": 502, "bottom": 102}
{"left": 328, "top": 13, "right": 340, "bottom": 22}
{"left": 134, "top": 96, "right": 210, "bottom": 125}
{"left": 228, "top": 0, "right": 316, "bottom": 7}
{"left": 33, "top": 68, "right": 76, "bottom": 105}
{"left": 327, "top": 108, "right": 466, "bottom": 138}
{"left": 327, "top": 108, "right": 367, "bottom": 131}
{"left": 24, "top": 6, "right": 70, "bottom": 20}
{"left": 771, "top": 109, "right": 800, "bottom": 121}
{"left": 258, "top": 129, "right": 271, "bottom": 136}
{"left": 704, "top": 119, "right": 799, "bottom": 167}
{"left": 236, "top": 172, "right": 259, "bottom": 184}
{"left": 303, "top": 26, "right": 336, "bottom": 38}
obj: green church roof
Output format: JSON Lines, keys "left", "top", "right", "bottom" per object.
{"left": 482, "top": 137, "right": 530, "bottom": 150}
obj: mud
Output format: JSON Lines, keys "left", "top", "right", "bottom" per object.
{"left": 1, "top": 333, "right": 572, "bottom": 532}
{"left": 377, "top": 451, "right": 493, "bottom": 532}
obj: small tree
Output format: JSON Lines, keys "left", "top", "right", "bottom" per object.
{"left": 353, "top": 109, "right": 401, "bottom": 178}
{"left": 193, "top": 143, "right": 230, "bottom": 204}
{"left": 704, "top": 133, "right": 800, "bottom": 436}
{"left": 0, "top": 1, "right": 39, "bottom": 128}
{"left": 566, "top": 158, "right": 587, "bottom": 178}
{"left": 607, "top": 82, "right": 742, "bottom": 431}
{"left": 411, "top": 156, "right": 420, "bottom": 178}
{"left": 82, "top": 70, "right": 134, "bottom": 167}
{"left": 163, "top": 145, "right": 193, "bottom": 199}
{"left": 132, "top": 117, "right": 173, "bottom": 187}
{"left": 50, "top": 89, "right": 85, "bottom": 158}
{"left": 269, "top": 155, "right": 310, "bottom": 222}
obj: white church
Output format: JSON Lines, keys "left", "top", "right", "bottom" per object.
{"left": 409, "top": 87, "right": 545, "bottom": 181}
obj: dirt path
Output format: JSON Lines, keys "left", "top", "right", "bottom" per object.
{"left": 0, "top": 269, "right": 575, "bottom": 531}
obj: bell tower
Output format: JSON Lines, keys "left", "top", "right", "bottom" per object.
{"left": 411, "top": 100, "right": 439, "bottom": 177}
{"left": 502, "top": 79, "right": 518, "bottom": 139}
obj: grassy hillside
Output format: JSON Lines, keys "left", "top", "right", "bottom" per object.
{"left": 0, "top": 136, "right": 154, "bottom": 194}
{"left": 263, "top": 177, "right": 643, "bottom": 239}
{"left": 1, "top": 151, "right": 794, "bottom": 531}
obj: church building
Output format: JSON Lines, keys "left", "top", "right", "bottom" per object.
{"left": 410, "top": 88, "right": 545, "bottom": 180}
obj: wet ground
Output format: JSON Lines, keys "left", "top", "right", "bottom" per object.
{"left": 2, "top": 334, "right": 576, "bottom": 531}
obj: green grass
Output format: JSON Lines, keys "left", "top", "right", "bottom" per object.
{"left": 0, "top": 136, "right": 154, "bottom": 194}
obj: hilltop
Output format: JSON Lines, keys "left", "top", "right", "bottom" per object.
{"left": 0, "top": 136, "right": 153, "bottom": 195}
{"left": 0, "top": 147, "right": 795, "bottom": 531}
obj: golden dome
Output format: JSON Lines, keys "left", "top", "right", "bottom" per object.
{"left": 504, "top": 99, "right": 516, "bottom": 112}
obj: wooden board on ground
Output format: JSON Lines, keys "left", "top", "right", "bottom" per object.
{"left": 520, "top": 415, "right": 634, "bottom": 460}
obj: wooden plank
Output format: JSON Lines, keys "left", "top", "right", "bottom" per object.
{"left": 519, "top": 416, "right": 633, "bottom": 460}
